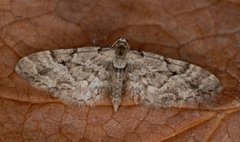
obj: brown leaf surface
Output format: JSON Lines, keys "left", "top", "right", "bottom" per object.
{"left": 0, "top": 0, "right": 240, "bottom": 142}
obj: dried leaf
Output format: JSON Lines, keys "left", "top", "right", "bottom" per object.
{"left": 0, "top": 0, "right": 240, "bottom": 141}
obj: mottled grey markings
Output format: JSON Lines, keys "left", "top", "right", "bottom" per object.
{"left": 15, "top": 38, "right": 222, "bottom": 111}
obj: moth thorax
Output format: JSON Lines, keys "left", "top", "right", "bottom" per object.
{"left": 113, "top": 58, "right": 127, "bottom": 69}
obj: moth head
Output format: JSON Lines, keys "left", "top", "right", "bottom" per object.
{"left": 111, "top": 38, "right": 130, "bottom": 57}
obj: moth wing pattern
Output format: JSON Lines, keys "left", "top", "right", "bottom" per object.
{"left": 15, "top": 47, "right": 114, "bottom": 105}
{"left": 126, "top": 50, "right": 222, "bottom": 107}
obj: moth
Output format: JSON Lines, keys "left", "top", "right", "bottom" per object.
{"left": 15, "top": 38, "right": 222, "bottom": 111}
